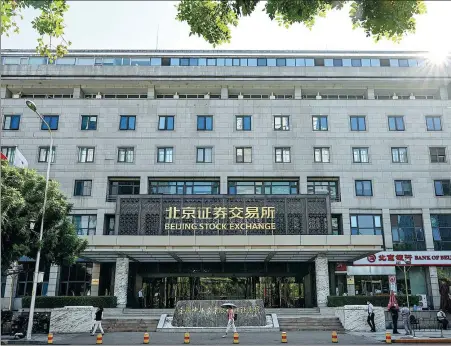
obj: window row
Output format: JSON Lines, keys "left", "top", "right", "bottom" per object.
{"left": 1, "top": 145, "right": 448, "bottom": 166}
{"left": 3, "top": 56, "right": 427, "bottom": 68}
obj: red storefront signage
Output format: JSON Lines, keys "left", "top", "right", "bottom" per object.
{"left": 353, "top": 251, "right": 451, "bottom": 267}
{"left": 335, "top": 263, "right": 347, "bottom": 272}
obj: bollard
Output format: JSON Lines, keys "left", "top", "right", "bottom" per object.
{"left": 385, "top": 332, "right": 391, "bottom": 344}
{"left": 331, "top": 331, "right": 338, "bottom": 343}
{"left": 96, "top": 333, "right": 103, "bottom": 344}
{"left": 281, "top": 331, "right": 287, "bottom": 343}
{"left": 184, "top": 332, "right": 190, "bottom": 344}
{"left": 143, "top": 332, "right": 150, "bottom": 344}
{"left": 233, "top": 332, "right": 239, "bottom": 344}
{"left": 47, "top": 333, "right": 53, "bottom": 344}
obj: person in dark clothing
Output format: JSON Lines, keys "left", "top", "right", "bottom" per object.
{"left": 389, "top": 305, "right": 400, "bottom": 334}
{"left": 91, "top": 307, "right": 104, "bottom": 335}
{"left": 367, "top": 301, "right": 376, "bottom": 332}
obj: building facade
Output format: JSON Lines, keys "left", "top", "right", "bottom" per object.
{"left": 1, "top": 50, "right": 450, "bottom": 310}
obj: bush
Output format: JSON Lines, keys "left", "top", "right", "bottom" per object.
{"left": 22, "top": 296, "right": 117, "bottom": 309}
{"left": 327, "top": 295, "right": 420, "bottom": 307}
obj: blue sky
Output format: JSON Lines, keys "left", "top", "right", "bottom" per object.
{"left": 2, "top": 1, "right": 450, "bottom": 52}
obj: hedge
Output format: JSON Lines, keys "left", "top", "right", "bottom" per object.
{"left": 22, "top": 296, "right": 117, "bottom": 309}
{"left": 327, "top": 295, "right": 420, "bottom": 307}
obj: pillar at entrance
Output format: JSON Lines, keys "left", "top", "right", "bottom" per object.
{"left": 428, "top": 266, "right": 441, "bottom": 310}
{"left": 114, "top": 257, "right": 129, "bottom": 308}
{"left": 346, "top": 275, "right": 356, "bottom": 296}
{"left": 90, "top": 263, "right": 101, "bottom": 296}
{"left": 315, "top": 254, "right": 330, "bottom": 307}
{"left": 47, "top": 264, "right": 60, "bottom": 296}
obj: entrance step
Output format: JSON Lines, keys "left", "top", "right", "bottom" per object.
{"left": 122, "top": 308, "right": 172, "bottom": 316}
{"left": 278, "top": 317, "right": 344, "bottom": 332}
{"left": 266, "top": 308, "right": 320, "bottom": 316}
{"left": 102, "top": 319, "right": 159, "bottom": 332}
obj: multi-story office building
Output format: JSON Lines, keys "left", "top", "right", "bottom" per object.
{"left": 1, "top": 50, "right": 450, "bottom": 310}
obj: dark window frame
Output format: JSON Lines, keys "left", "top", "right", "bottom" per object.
{"left": 388, "top": 116, "right": 405, "bottom": 131}
{"left": 41, "top": 115, "right": 59, "bottom": 130}
{"left": 426, "top": 116, "right": 442, "bottom": 131}
{"left": 149, "top": 180, "right": 220, "bottom": 195}
{"left": 158, "top": 115, "right": 175, "bottom": 131}
{"left": 236, "top": 115, "right": 252, "bottom": 131}
{"left": 275, "top": 147, "right": 291, "bottom": 163}
{"left": 228, "top": 180, "right": 299, "bottom": 195}
{"left": 119, "top": 115, "right": 136, "bottom": 130}
{"left": 391, "top": 147, "right": 409, "bottom": 163}
{"left": 197, "top": 115, "right": 213, "bottom": 131}
{"left": 314, "top": 147, "right": 330, "bottom": 163}
{"left": 157, "top": 147, "right": 174, "bottom": 163}
{"left": 74, "top": 180, "right": 92, "bottom": 196}
{"left": 307, "top": 178, "right": 340, "bottom": 202}
{"left": 196, "top": 147, "right": 213, "bottom": 163}
{"left": 312, "top": 115, "right": 328, "bottom": 131}
{"left": 355, "top": 180, "right": 373, "bottom": 196}
{"left": 78, "top": 147, "right": 95, "bottom": 163}
{"left": 350, "top": 116, "right": 367, "bottom": 131}
{"left": 2, "top": 114, "right": 21, "bottom": 130}
{"left": 434, "top": 180, "right": 451, "bottom": 196}
{"left": 350, "top": 214, "right": 383, "bottom": 235}
{"left": 58, "top": 263, "right": 93, "bottom": 296}
{"left": 394, "top": 180, "right": 413, "bottom": 196}
{"left": 430, "top": 147, "right": 447, "bottom": 163}
{"left": 236, "top": 147, "right": 252, "bottom": 163}
{"left": 117, "top": 147, "right": 135, "bottom": 163}
{"left": 72, "top": 215, "right": 97, "bottom": 236}
{"left": 38, "top": 146, "right": 56, "bottom": 163}
{"left": 352, "top": 147, "right": 369, "bottom": 163}
{"left": 274, "top": 115, "right": 290, "bottom": 131}
{"left": 80, "top": 115, "right": 97, "bottom": 131}
{"left": 391, "top": 214, "right": 426, "bottom": 251}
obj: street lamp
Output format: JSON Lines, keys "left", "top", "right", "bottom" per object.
{"left": 25, "top": 100, "right": 53, "bottom": 340}
{"left": 396, "top": 259, "right": 412, "bottom": 308}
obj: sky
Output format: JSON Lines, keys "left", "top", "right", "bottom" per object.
{"left": 2, "top": 1, "right": 451, "bottom": 52}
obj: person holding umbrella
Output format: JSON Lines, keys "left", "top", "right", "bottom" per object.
{"left": 221, "top": 303, "right": 237, "bottom": 338}
{"left": 388, "top": 291, "right": 400, "bottom": 334}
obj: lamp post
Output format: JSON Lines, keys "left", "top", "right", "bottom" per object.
{"left": 25, "top": 100, "right": 53, "bottom": 340}
{"left": 396, "top": 259, "right": 412, "bottom": 308}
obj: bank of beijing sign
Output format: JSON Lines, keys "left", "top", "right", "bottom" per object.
{"left": 164, "top": 206, "right": 276, "bottom": 231}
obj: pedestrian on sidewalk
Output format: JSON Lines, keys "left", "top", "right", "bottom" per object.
{"left": 367, "top": 301, "right": 376, "bottom": 332}
{"left": 138, "top": 288, "right": 144, "bottom": 308}
{"left": 400, "top": 304, "right": 412, "bottom": 335}
{"left": 91, "top": 307, "right": 104, "bottom": 336}
{"left": 389, "top": 304, "right": 400, "bottom": 334}
{"left": 222, "top": 306, "right": 237, "bottom": 338}
{"left": 437, "top": 309, "right": 449, "bottom": 330}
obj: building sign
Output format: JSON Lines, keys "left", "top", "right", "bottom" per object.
{"left": 91, "top": 279, "right": 99, "bottom": 285}
{"left": 164, "top": 206, "right": 276, "bottom": 231}
{"left": 354, "top": 251, "right": 451, "bottom": 267}
{"left": 388, "top": 275, "right": 397, "bottom": 292}
{"left": 346, "top": 276, "right": 355, "bottom": 285}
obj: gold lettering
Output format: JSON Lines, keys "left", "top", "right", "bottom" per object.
{"left": 245, "top": 207, "right": 260, "bottom": 219}
{"left": 182, "top": 207, "right": 196, "bottom": 219}
{"left": 261, "top": 207, "right": 275, "bottom": 219}
{"left": 166, "top": 207, "right": 181, "bottom": 219}
{"left": 213, "top": 207, "right": 227, "bottom": 219}
{"left": 197, "top": 207, "right": 212, "bottom": 219}
{"left": 229, "top": 207, "right": 244, "bottom": 219}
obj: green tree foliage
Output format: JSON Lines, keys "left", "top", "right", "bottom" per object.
{"left": 176, "top": 0, "right": 426, "bottom": 47}
{"left": 0, "top": 0, "right": 70, "bottom": 61}
{"left": 1, "top": 160, "right": 87, "bottom": 274}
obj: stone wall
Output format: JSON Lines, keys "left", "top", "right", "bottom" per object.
{"left": 335, "top": 305, "right": 385, "bottom": 332}
{"left": 113, "top": 257, "right": 129, "bottom": 308}
{"left": 50, "top": 306, "right": 96, "bottom": 333}
{"left": 315, "top": 255, "right": 330, "bottom": 307}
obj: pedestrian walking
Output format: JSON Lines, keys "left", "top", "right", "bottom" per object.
{"left": 389, "top": 304, "right": 399, "bottom": 334}
{"left": 400, "top": 304, "right": 412, "bottom": 335}
{"left": 437, "top": 309, "right": 449, "bottom": 330}
{"left": 367, "top": 301, "right": 376, "bottom": 332}
{"left": 222, "top": 306, "right": 237, "bottom": 338}
{"left": 91, "top": 307, "right": 104, "bottom": 336}
{"left": 138, "top": 288, "right": 144, "bottom": 308}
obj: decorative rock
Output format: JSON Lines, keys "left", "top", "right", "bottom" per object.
{"left": 335, "top": 305, "right": 386, "bottom": 332}
{"left": 315, "top": 254, "right": 330, "bottom": 307}
{"left": 172, "top": 300, "right": 266, "bottom": 327}
{"left": 49, "top": 306, "right": 96, "bottom": 333}
{"left": 114, "top": 257, "right": 129, "bottom": 307}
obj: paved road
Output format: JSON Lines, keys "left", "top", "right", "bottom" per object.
{"left": 9, "top": 331, "right": 384, "bottom": 345}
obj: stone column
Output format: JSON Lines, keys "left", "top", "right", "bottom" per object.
{"left": 221, "top": 87, "right": 228, "bottom": 99}
{"left": 73, "top": 86, "right": 84, "bottom": 99}
{"left": 422, "top": 209, "right": 434, "bottom": 250}
{"left": 315, "top": 254, "right": 330, "bottom": 307}
{"left": 382, "top": 209, "right": 393, "bottom": 250}
{"left": 90, "top": 263, "right": 101, "bottom": 296}
{"left": 347, "top": 275, "right": 356, "bottom": 296}
{"left": 440, "top": 85, "right": 449, "bottom": 100}
{"left": 294, "top": 86, "right": 302, "bottom": 99}
{"left": 147, "top": 86, "right": 155, "bottom": 99}
{"left": 46, "top": 264, "right": 60, "bottom": 296}
{"left": 114, "top": 257, "right": 129, "bottom": 308}
{"left": 428, "top": 267, "right": 441, "bottom": 310}
{"left": 366, "top": 88, "right": 375, "bottom": 100}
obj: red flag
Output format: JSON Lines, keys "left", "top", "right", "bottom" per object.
{"left": 0, "top": 152, "right": 7, "bottom": 161}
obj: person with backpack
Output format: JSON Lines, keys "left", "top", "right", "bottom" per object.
{"left": 91, "top": 307, "right": 104, "bottom": 336}
{"left": 222, "top": 306, "right": 237, "bottom": 338}
{"left": 400, "top": 304, "right": 412, "bottom": 335}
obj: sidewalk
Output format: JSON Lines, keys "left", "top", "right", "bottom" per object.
{"left": 350, "top": 329, "right": 451, "bottom": 343}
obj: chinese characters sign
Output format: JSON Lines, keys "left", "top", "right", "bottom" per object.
{"left": 354, "top": 251, "right": 451, "bottom": 267}
{"left": 165, "top": 206, "right": 276, "bottom": 231}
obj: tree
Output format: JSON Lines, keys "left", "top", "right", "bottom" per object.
{"left": 0, "top": 0, "right": 70, "bottom": 61}
{"left": 1, "top": 160, "right": 87, "bottom": 274}
{"left": 176, "top": 0, "right": 427, "bottom": 47}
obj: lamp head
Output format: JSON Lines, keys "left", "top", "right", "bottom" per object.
{"left": 26, "top": 100, "right": 37, "bottom": 113}
{"left": 29, "top": 219, "right": 36, "bottom": 230}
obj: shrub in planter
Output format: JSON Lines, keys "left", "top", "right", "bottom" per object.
{"left": 22, "top": 296, "right": 117, "bottom": 309}
{"left": 327, "top": 295, "right": 419, "bottom": 307}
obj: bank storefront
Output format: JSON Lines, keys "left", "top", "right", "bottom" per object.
{"left": 76, "top": 195, "right": 383, "bottom": 308}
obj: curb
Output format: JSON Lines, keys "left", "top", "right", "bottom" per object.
{"left": 393, "top": 338, "right": 451, "bottom": 344}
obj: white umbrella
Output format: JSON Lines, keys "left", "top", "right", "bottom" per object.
{"left": 221, "top": 303, "right": 237, "bottom": 308}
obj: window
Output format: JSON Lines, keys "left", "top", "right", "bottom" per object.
{"left": 307, "top": 178, "right": 340, "bottom": 202}
{"left": 312, "top": 116, "right": 328, "bottom": 131}
{"left": 351, "top": 59, "right": 362, "bottom": 67}
{"left": 353, "top": 147, "right": 369, "bottom": 163}
{"left": 81, "top": 115, "right": 97, "bottom": 130}
{"left": 78, "top": 147, "right": 95, "bottom": 163}
{"left": 434, "top": 180, "right": 451, "bottom": 196}
{"left": 197, "top": 115, "right": 213, "bottom": 131}
{"left": 118, "top": 147, "right": 134, "bottom": 163}
{"left": 236, "top": 116, "right": 252, "bottom": 131}
{"left": 119, "top": 115, "right": 136, "bottom": 130}
{"left": 74, "top": 180, "right": 92, "bottom": 196}
{"left": 275, "top": 147, "right": 291, "bottom": 163}
{"left": 331, "top": 214, "right": 343, "bottom": 235}
{"left": 41, "top": 115, "right": 59, "bottom": 130}
{"left": 388, "top": 116, "right": 405, "bottom": 131}
{"left": 314, "top": 147, "right": 330, "bottom": 163}
{"left": 350, "top": 116, "right": 366, "bottom": 131}
{"left": 431, "top": 214, "right": 451, "bottom": 251}
{"left": 1, "top": 146, "right": 16, "bottom": 163}
{"left": 274, "top": 115, "right": 290, "bottom": 131}
{"left": 72, "top": 215, "right": 97, "bottom": 236}
{"left": 149, "top": 180, "right": 220, "bottom": 195}
{"left": 38, "top": 146, "right": 55, "bottom": 163}
{"left": 104, "top": 214, "right": 115, "bottom": 235}
{"left": 228, "top": 180, "right": 298, "bottom": 195}
{"left": 158, "top": 116, "right": 174, "bottom": 130}
{"left": 391, "top": 147, "right": 408, "bottom": 163}
{"left": 197, "top": 147, "right": 213, "bottom": 163}
{"left": 380, "top": 59, "right": 390, "bottom": 67}
{"left": 157, "top": 147, "right": 173, "bottom": 163}
{"left": 15, "top": 262, "right": 49, "bottom": 297}
{"left": 59, "top": 263, "right": 92, "bottom": 296}
{"left": 394, "top": 180, "right": 413, "bottom": 196}
{"left": 429, "top": 147, "right": 447, "bottom": 163}
{"left": 350, "top": 215, "right": 382, "bottom": 235}
{"left": 107, "top": 179, "right": 140, "bottom": 201}
{"left": 3, "top": 115, "right": 20, "bottom": 130}
{"left": 391, "top": 214, "right": 426, "bottom": 251}
{"left": 426, "top": 116, "right": 442, "bottom": 131}
{"left": 355, "top": 180, "right": 373, "bottom": 196}
{"left": 236, "top": 147, "right": 252, "bottom": 163}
